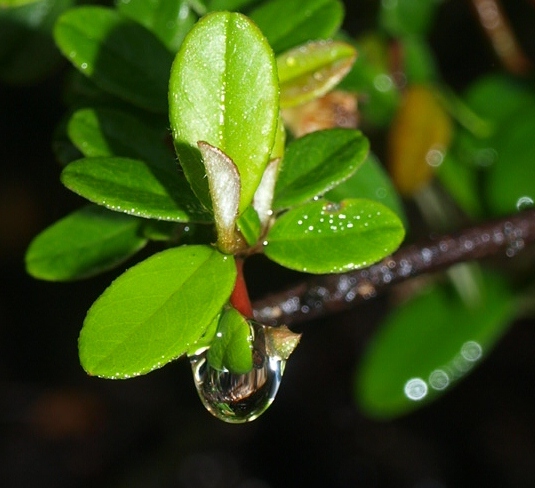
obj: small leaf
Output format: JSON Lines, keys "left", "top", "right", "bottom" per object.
{"left": 25, "top": 205, "right": 147, "bottom": 281}
{"left": 79, "top": 245, "right": 236, "bottom": 378}
{"left": 356, "top": 270, "right": 516, "bottom": 419}
{"left": 67, "top": 107, "right": 175, "bottom": 169}
{"left": 387, "top": 84, "right": 452, "bottom": 197}
{"left": 61, "top": 157, "right": 211, "bottom": 222}
{"left": 198, "top": 141, "right": 241, "bottom": 253}
{"left": 380, "top": 0, "right": 440, "bottom": 37}
{"left": 264, "top": 199, "right": 405, "bottom": 273}
{"left": 169, "top": 11, "right": 279, "bottom": 213}
{"left": 249, "top": 0, "right": 344, "bottom": 54}
{"left": 277, "top": 40, "right": 357, "bottom": 108}
{"left": 484, "top": 107, "right": 535, "bottom": 215}
{"left": 205, "top": 0, "right": 258, "bottom": 11}
{"left": 236, "top": 206, "right": 262, "bottom": 247}
{"left": 207, "top": 307, "right": 253, "bottom": 374}
{"left": 273, "top": 129, "right": 369, "bottom": 210}
{"left": 117, "top": 0, "right": 196, "bottom": 52}
{"left": 54, "top": 6, "right": 173, "bottom": 112}
{"left": 253, "top": 158, "right": 280, "bottom": 227}
{"left": 325, "top": 153, "right": 406, "bottom": 224}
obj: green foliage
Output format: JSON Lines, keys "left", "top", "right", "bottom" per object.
{"left": 18, "top": 0, "right": 535, "bottom": 421}
{"left": 356, "top": 269, "right": 516, "bottom": 418}
{"left": 265, "top": 199, "right": 404, "bottom": 273}
{"left": 79, "top": 245, "right": 236, "bottom": 378}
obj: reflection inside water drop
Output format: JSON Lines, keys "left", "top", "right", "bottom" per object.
{"left": 190, "top": 322, "right": 295, "bottom": 423}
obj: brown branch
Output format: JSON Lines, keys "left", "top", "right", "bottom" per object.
{"left": 253, "top": 209, "right": 535, "bottom": 328}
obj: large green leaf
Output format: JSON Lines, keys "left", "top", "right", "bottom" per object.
{"left": 169, "top": 11, "right": 279, "bottom": 213}
{"left": 325, "top": 153, "right": 406, "bottom": 224}
{"left": 356, "top": 270, "right": 516, "bottom": 419}
{"left": 207, "top": 307, "right": 253, "bottom": 373}
{"left": 54, "top": 6, "right": 173, "bottom": 112}
{"left": 116, "top": 0, "right": 196, "bottom": 53}
{"left": 67, "top": 107, "right": 175, "bottom": 169}
{"left": 79, "top": 245, "right": 237, "bottom": 378}
{"left": 61, "top": 157, "right": 211, "bottom": 222}
{"left": 25, "top": 205, "right": 147, "bottom": 281}
{"left": 277, "top": 40, "right": 357, "bottom": 108}
{"left": 273, "top": 129, "right": 369, "bottom": 210}
{"left": 264, "top": 198, "right": 405, "bottom": 273}
{"left": 249, "top": 0, "right": 344, "bottom": 54}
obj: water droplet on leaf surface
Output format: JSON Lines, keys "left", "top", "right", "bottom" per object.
{"left": 190, "top": 322, "right": 300, "bottom": 423}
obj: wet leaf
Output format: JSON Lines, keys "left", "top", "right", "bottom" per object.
{"left": 277, "top": 40, "right": 357, "bottom": 108}
{"left": 169, "top": 11, "right": 278, "bottom": 213}
{"left": 356, "top": 270, "right": 516, "bottom": 419}
{"left": 273, "top": 129, "right": 369, "bottom": 210}
{"left": 116, "top": 0, "right": 196, "bottom": 52}
{"left": 61, "top": 157, "right": 211, "bottom": 222}
{"left": 207, "top": 307, "right": 253, "bottom": 374}
{"left": 325, "top": 153, "right": 406, "bottom": 224}
{"left": 387, "top": 84, "right": 452, "bottom": 196}
{"left": 79, "top": 245, "right": 237, "bottom": 378}
{"left": 250, "top": 0, "right": 344, "bottom": 54}
{"left": 264, "top": 198, "right": 405, "bottom": 273}
{"left": 25, "top": 205, "right": 147, "bottom": 281}
{"left": 67, "top": 107, "right": 175, "bottom": 169}
{"left": 54, "top": 6, "right": 173, "bottom": 112}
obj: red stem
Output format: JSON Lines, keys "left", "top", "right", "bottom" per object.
{"left": 230, "top": 258, "right": 254, "bottom": 318}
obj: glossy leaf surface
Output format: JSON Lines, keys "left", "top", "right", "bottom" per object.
{"left": 54, "top": 6, "right": 173, "bottom": 112}
{"left": 61, "top": 157, "right": 211, "bottom": 222}
{"left": 250, "top": 0, "right": 343, "bottom": 54}
{"left": 356, "top": 271, "right": 516, "bottom": 419}
{"left": 116, "top": 0, "right": 196, "bottom": 52}
{"left": 25, "top": 205, "right": 147, "bottom": 281}
{"left": 277, "top": 40, "right": 357, "bottom": 108}
{"left": 207, "top": 308, "right": 253, "bottom": 374}
{"left": 79, "top": 245, "right": 237, "bottom": 378}
{"left": 169, "top": 12, "right": 278, "bottom": 213}
{"left": 67, "top": 107, "right": 175, "bottom": 168}
{"left": 265, "top": 198, "right": 405, "bottom": 273}
{"left": 274, "top": 129, "right": 369, "bottom": 210}
{"left": 325, "top": 154, "right": 406, "bottom": 223}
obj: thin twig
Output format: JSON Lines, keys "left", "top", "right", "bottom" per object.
{"left": 253, "top": 209, "right": 535, "bottom": 327}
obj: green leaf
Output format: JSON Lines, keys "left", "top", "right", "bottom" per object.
{"left": 380, "top": 0, "right": 440, "bottom": 37}
{"left": 205, "top": 0, "right": 258, "bottom": 11}
{"left": 54, "top": 6, "right": 173, "bottom": 112}
{"left": 169, "top": 11, "right": 279, "bottom": 213}
{"left": 325, "top": 153, "right": 406, "bottom": 224}
{"left": 0, "top": 0, "right": 73, "bottom": 84}
{"left": 207, "top": 307, "right": 253, "bottom": 373}
{"left": 401, "top": 37, "right": 437, "bottom": 84}
{"left": 264, "top": 198, "right": 405, "bottom": 273}
{"left": 61, "top": 157, "right": 211, "bottom": 222}
{"left": 338, "top": 34, "right": 400, "bottom": 127}
{"left": 356, "top": 270, "right": 516, "bottom": 419}
{"left": 273, "top": 129, "right": 369, "bottom": 210}
{"left": 116, "top": 0, "right": 196, "bottom": 53}
{"left": 236, "top": 205, "right": 262, "bottom": 247}
{"left": 484, "top": 107, "right": 535, "bottom": 215}
{"left": 79, "top": 245, "right": 237, "bottom": 378}
{"left": 277, "top": 40, "right": 357, "bottom": 108}
{"left": 67, "top": 108, "right": 175, "bottom": 169}
{"left": 1, "top": 0, "right": 41, "bottom": 7}
{"left": 25, "top": 205, "right": 147, "bottom": 281}
{"left": 249, "top": 0, "right": 344, "bottom": 54}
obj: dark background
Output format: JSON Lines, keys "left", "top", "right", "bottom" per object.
{"left": 2, "top": 1, "right": 535, "bottom": 487}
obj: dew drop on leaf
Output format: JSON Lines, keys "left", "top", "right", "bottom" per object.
{"left": 190, "top": 322, "right": 300, "bottom": 423}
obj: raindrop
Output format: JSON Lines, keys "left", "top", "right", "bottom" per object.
{"left": 190, "top": 322, "right": 300, "bottom": 423}
{"left": 516, "top": 196, "right": 534, "bottom": 211}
